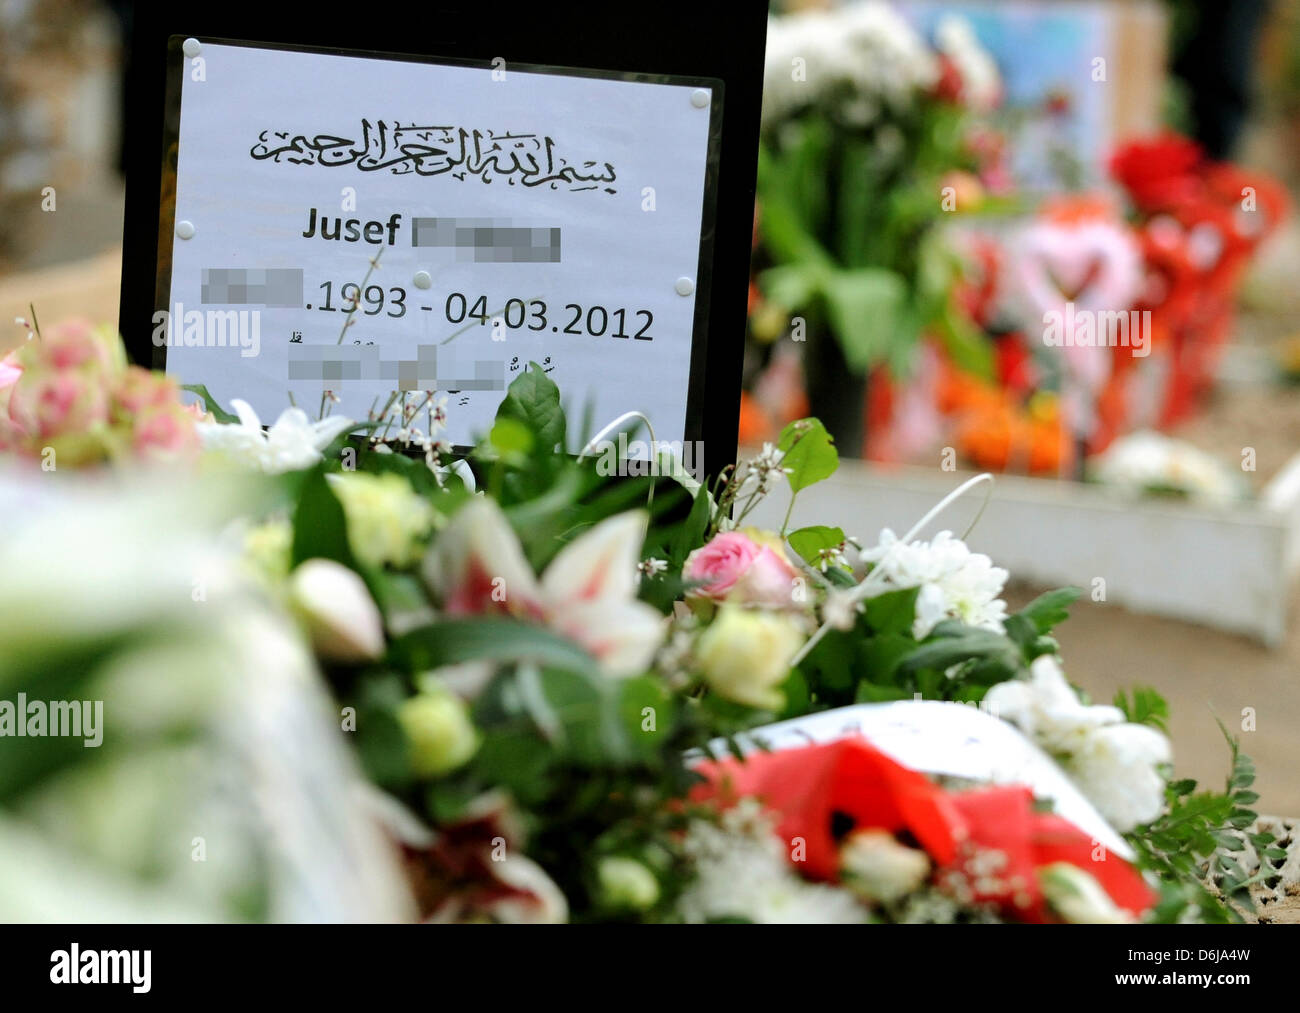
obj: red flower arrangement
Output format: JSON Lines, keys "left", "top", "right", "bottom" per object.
{"left": 691, "top": 738, "right": 1154, "bottom": 923}
{"left": 1108, "top": 133, "right": 1206, "bottom": 215}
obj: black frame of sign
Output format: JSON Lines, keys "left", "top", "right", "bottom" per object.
{"left": 118, "top": 1, "right": 770, "bottom": 482}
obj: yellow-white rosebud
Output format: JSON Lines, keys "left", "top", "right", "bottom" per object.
{"left": 596, "top": 856, "right": 660, "bottom": 911}
{"left": 840, "top": 829, "right": 931, "bottom": 904}
{"left": 695, "top": 604, "right": 803, "bottom": 710}
{"left": 1038, "top": 862, "right": 1134, "bottom": 923}
{"left": 398, "top": 690, "right": 480, "bottom": 778}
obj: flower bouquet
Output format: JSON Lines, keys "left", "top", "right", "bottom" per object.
{"left": 748, "top": 4, "right": 1007, "bottom": 455}
{"left": 817, "top": 133, "right": 1287, "bottom": 488}
{"left": 0, "top": 321, "right": 1277, "bottom": 923}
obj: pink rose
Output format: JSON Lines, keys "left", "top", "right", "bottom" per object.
{"left": 133, "top": 403, "right": 200, "bottom": 461}
{"left": 0, "top": 349, "right": 23, "bottom": 441}
{"left": 113, "top": 365, "right": 181, "bottom": 419}
{"left": 684, "top": 530, "right": 801, "bottom": 608}
{"left": 6, "top": 369, "right": 108, "bottom": 441}
{"left": 0, "top": 348, "right": 22, "bottom": 392}
{"left": 22, "top": 319, "right": 115, "bottom": 374}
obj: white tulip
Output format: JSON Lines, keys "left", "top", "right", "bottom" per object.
{"left": 288, "top": 559, "right": 385, "bottom": 663}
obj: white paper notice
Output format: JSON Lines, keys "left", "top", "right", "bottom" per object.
{"left": 696, "top": 700, "right": 1135, "bottom": 860}
{"left": 165, "top": 43, "right": 715, "bottom": 446}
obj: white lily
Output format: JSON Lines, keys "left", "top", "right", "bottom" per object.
{"left": 198, "top": 399, "right": 357, "bottom": 474}
{"left": 425, "top": 499, "right": 665, "bottom": 677}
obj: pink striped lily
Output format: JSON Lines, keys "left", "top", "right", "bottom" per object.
{"left": 425, "top": 499, "right": 665, "bottom": 678}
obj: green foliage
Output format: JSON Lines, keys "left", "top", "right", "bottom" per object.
{"left": 1114, "top": 686, "right": 1171, "bottom": 733}
{"left": 754, "top": 101, "right": 993, "bottom": 378}
{"left": 181, "top": 383, "right": 238, "bottom": 424}
{"left": 290, "top": 466, "right": 357, "bottom": 570}
{"left": 274, "top": 366, "right": 1222, "bottom": 924}
{"left": 389, "top": 618, "right": 602, "bottom": 679}
{"left": 776, "top": 418, "right": 838, "bottom": 493}
{"left": 1132, "top": 719, "right": 1270, "bottom": 924}
{"left": 495, "top": 361, "right": 565, "bottom": 452}
{"left": 821, "top": 268, "right": 908, "bottom": 373}
{"left": 787, "top": 525, "right": 846, "bottom": 569}
{"left": 1002, "top": 587, "right": 1080, "bottom": 662}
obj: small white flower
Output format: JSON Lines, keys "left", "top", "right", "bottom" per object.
{"left": 637, "top": 557, "right": 668, "bottom": 578}
{"left": 984, "top": 655, "right": 1123, "bottom": 754}
{"left": 733, "top": 442, "right": 789, "bottom": 501}
{"left": 428, "top": 394, "right": 449, "bottom": 437}
{"left": 986, "top": 655, "right": 1172, "bottom": 833}
{"left": 678, "top": 801, "right": 869, "bottom": 924}
{"left": 1067, "top": 723, "right": 1172, "bottom": 832}
{"left": 859, "top": 528, "right": 1009, "bottom": 638}
{"left": 815, "top": 541, "right": 849, "bottom": 573}
{"left": 198, "top": 399, "right": 356, "bottom": 474}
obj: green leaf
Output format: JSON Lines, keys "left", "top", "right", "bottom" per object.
{"left": 759, "top": 263, "right": 824, "bottom": 311}
{"left": 796, "top": 628, "right": 855, "bottom": 697}
{"left": 787, "top": 525, "right": 845, "bottom": 568}
{"left": 776, "top": 668, "right": 811, "bottom": 719}
{"left": 895, "top": 624, "right": 1020, "bottom": 686}
{"left": 777, "top": 418, "right": 839, "bottom": 492}
{"left": 670, "top": 484, "right": 714, "bottom": 570}
{"left": 291, "top": 467, "right": 357, "bottom": 569}
{"left": 933, "top": 299, "right": 995, "bottom": 379}
{"left": 855, "top": 682, "right": 913, "bottom": 703}
{"left": 352, "top": 674, "right": 415, "bottom": 789}
{"left": 370, "top": 572, "right": 434, "bottom": 629}
{"left": 469, "top": 729, "right": 554, "bottom": 806}
{"left": 821, "top": 268, "right": 907, "bottom": 373}
{"left": 496, "top": 363, "right": 565, "bottom": 451}
{"left": 618, "top": 676, "right": 674, "bottom": 756}
{"left": 1013, "top": 587, "right": 1082, "bottom": 635}
{"left": 530, "top": 666, "right": 630, "bottom": 767}
{"left": 489, "top": 417, "right": 534, "bottom": 456}
{"left": 856, "top": 633, "right": 916, "bottom": 688}
{"left": 389, "top": 618, "right": 600, "bottom": 678}
{"left": 1113, "top": 686, "right": 1170, "bottom": 732}
{"left": 862, "top": 587, "right": 920, "bottom": 639}
{"left": 181, "top": 383, "right": 238, "bottom": 424}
